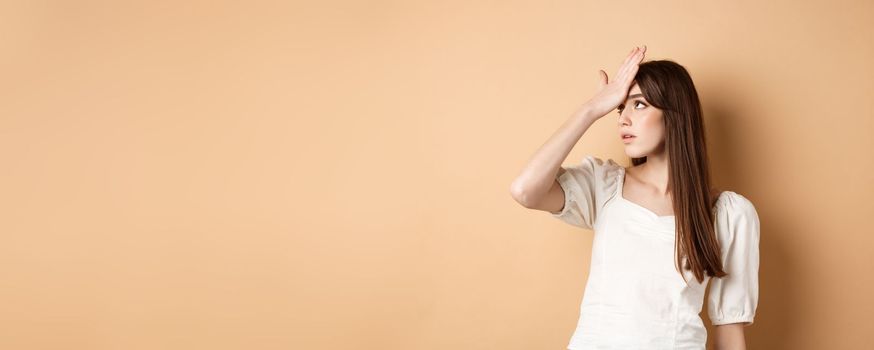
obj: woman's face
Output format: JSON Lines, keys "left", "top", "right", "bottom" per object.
{"left": 617, "top": 83, "right": 666, "bottom": 158}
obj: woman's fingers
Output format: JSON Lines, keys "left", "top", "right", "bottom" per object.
{"left": 619, "top": 45, "right": 646, "bottom": 82}
{"left": 633, "top": 45, "right": 646, "bottom": 64}
{"left": 624, "top": 46, "right": 646, "bottom": 84}
{"left": 620, "top": 47, "right": 639, "bottom": 70}
{"left": 617, "top": 47, "right": 641, "bottom": 79}
{"left": 625, "top": 66, "right": 638, "bottom": 84}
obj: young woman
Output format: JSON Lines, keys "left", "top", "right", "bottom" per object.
{"left": 509, "top": 46, "right": 760, "bottom": 349}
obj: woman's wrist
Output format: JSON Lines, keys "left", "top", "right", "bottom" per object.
{"left": 572, "top": 102, "right": 604, "bottom": 124}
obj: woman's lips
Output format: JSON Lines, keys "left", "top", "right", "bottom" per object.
{"left": 622, "top": 135, "right": 636, "bottom": 143}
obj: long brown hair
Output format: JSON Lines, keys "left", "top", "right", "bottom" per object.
{"left": 630, "top": 60, "right": 727, "bottom": 284}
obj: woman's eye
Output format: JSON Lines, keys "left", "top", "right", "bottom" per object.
{"left": 618, "top": 101, "right": 646, "bottom": 114}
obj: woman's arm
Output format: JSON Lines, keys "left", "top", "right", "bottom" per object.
{"left": 509, "top": 45, "right": 648, "bottom": 211}
{"left": 712, "top": 323, "right": 747, "bottom": 350}
{"left": 509, "top": 105, "right": 600, "bottom": 212}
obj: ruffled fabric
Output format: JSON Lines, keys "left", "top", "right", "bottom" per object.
{"left": 549, "top": 155, "right": 623, "bottom": 230}
{"left": 707, "top": 191, "right": 761, "bottom": 326}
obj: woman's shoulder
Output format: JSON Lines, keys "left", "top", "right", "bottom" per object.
{"left": 713, "top": 190, "right": 759, "bottom": 225}
{"left": 582, "top": 154, "right": 625, "bottom": 199}
{"left": 580, "top": 154, "right": 622, "bottom": 167}
{"left": 712, "top": 190, "right": 761, "bottom": 248}
{"left": 714, "top": 190, "right": 755, "bottom": 209}
{"left": 578, "top": 154, "right": 625, "bottom": 177}
{"left": 561, "top": 155, "right": 624, "bottom": 197}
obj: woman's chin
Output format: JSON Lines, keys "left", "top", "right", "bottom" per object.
{"left": 623, "top": 148, "right": 647, "bottom": 158}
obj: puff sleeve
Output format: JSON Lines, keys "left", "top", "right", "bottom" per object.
{"left": 548, "top": 155, "right": 622, "bottom": 230}
{"left": 707, "top": 192, "right": 761, "bottom": 326}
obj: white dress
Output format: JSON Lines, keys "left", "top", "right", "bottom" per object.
{"left": 549, "top": 155, "right": 760, "bottom": 350}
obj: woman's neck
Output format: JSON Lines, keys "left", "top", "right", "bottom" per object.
{"left": 635, "top": 152, "right": 671, "bottom": 195}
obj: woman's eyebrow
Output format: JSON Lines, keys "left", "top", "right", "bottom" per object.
{"left": 625, "top": 93, "right": 644, "bottom": 101}
{"left": 618, "top": 94, "right": 646, "bottom": 109}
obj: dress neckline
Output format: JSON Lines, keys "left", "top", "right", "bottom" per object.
{"left": 617, "top": 166, "right": 726, "bottom": 220}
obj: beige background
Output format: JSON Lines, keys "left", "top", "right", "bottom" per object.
{"left": 1, "top": 0, "right": 872, "bottom": 349}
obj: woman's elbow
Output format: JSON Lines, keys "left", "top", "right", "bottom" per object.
{"left": 712, "top": 323, "right": 747, "bottom": 350}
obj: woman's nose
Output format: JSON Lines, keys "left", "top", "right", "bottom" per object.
{"left": 618, "top": 110, "right": 630, "bottom": 126}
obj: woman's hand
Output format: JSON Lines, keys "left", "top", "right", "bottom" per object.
{"left": 582, "top": 45, "right": 647, "bottom": 119}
